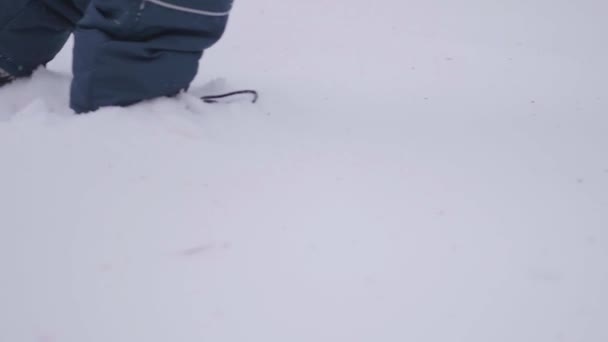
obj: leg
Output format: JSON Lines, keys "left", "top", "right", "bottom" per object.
{"left": 71, "top": 0, "right": 233, "bottom": 113}
{"left": 0, "top": 0, "right": 88, "bottom": 77}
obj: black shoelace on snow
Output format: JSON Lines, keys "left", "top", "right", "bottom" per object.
{"left": 201, "top": 90, "right": 259, "bottom": 104}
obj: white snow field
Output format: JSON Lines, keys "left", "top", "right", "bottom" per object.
{"left": 1, "top": 1, "right": 608, "bottom": 341}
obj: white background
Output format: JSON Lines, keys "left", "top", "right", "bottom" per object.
{"left": 1, "top": 1, "right": 607, "bottom": 341}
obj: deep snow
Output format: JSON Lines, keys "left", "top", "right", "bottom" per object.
{"left": 1, "top": 1, "right": 608, "bottom": 341}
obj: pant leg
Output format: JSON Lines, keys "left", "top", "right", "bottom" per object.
{"left": 0, "top": 0, "right": 87, "bottom": 76}
{"left": 71, "top": 0, "right": 233, "bottom": 113}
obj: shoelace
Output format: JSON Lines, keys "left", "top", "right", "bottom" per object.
{"left": 201, "top": 90, "right": 259, "bottom": 104}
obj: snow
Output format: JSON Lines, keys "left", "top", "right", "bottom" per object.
{"left": 1, "top": 1, "right": 608, "bottom": 341}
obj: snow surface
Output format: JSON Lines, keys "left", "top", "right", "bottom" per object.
{"left": 1, "top": 1, "right": 608, "bottom": 341}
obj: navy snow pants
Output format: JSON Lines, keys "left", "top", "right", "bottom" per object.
{"left": 0, "top": 0, "right": 232, "bottom": 113}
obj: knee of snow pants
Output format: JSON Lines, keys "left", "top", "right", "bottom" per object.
{"left": 0, "top": 0, "right": 87, "bottom": 76}
{"left": 70, "top": 0, "right": 232, "bottom": 113}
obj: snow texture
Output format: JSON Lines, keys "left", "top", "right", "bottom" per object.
{"left": 1, "top": 1, "right": 608, "bottom": 341}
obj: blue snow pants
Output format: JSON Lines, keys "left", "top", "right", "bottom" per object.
{"left": 0, "top": 0, "right": 232, "bottom": 113}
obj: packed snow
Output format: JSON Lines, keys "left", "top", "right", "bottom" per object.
{"left": 1, "top": 1, "right": 608, "bottom": 341}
